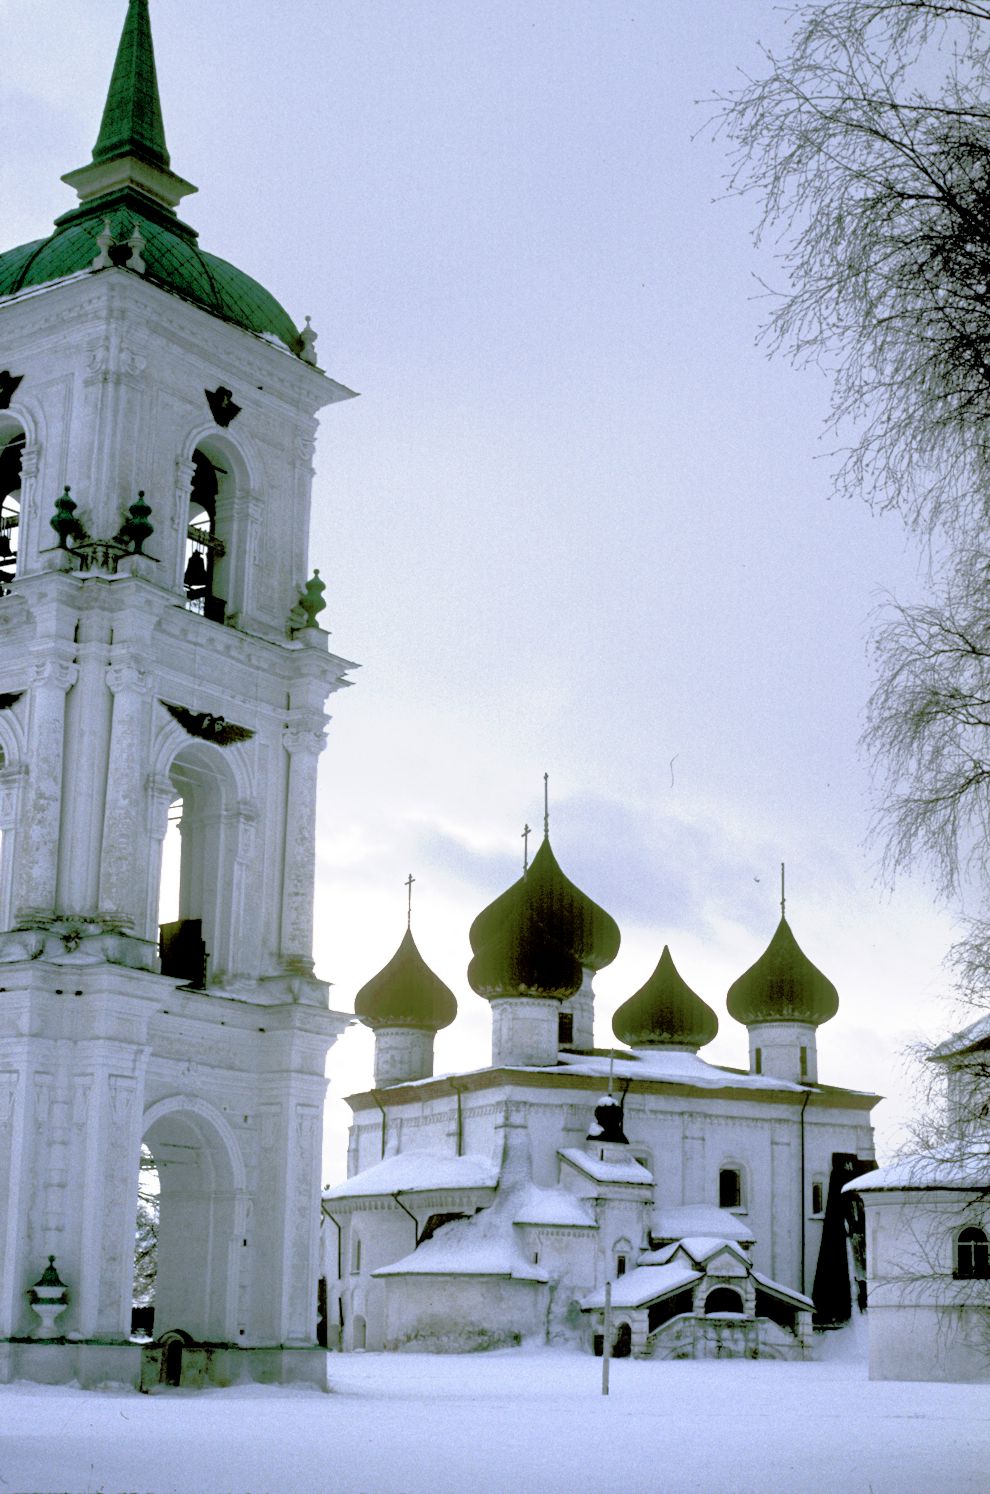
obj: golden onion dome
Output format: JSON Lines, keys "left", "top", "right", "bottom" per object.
{"left": 354, "top": 928, "right": 457, "bottom": 1033}
{"left": 726, "top": 917, "right": 839, "bottom": 1028}
{"left": 611, "top": 944, "right": 718, "bottom": 1051}
{"left": 469, "top": 837, "right": 620, "bottom": 973}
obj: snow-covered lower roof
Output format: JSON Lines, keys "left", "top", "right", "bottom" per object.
{"left": 323, "top": 1152, "right": 498, "bottom": 1202}
{"left": 643, "top": 1237, "right": 752, "bottom": 1270}
{"left": 558, "top": 1148, "right": 653, "bottom": 1185}
{"left": 373, "top": 1206, "right": 547, "bottom": 1282}
{"left": 555, "top": 1048, "right": 807, "bottom": 1092}
{"left": 752, "top": 1271, "right": 813, "bottom": 1310}
{"left": 845, "top": 1145, "right": 990, "bottom": 1193}
{"left": 582, "top": 1263, "right": 701, "bottom": 1310}
{"left": 652, "top": 1205, "right": 755, "bottom": 1244}
{"left": 511, "top": 1184, "right": 596, "bottom": 1228}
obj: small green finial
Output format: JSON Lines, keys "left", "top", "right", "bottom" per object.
{"left": 51, "top": 487, "right": 85, "bottom": 549}
{"left": 298, "top": 569, "right": 327, "bottom": 629}
{"left": 92, "top": 0, "right": 170, "bottom": 172}
{"left": 35, "top": 1255, "right": 66, "bottom": 1290}
{"left": 119, "top": 490, "right": 153, "bottom": 553}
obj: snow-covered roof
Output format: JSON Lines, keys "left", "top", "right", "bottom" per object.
{"left": 652, "top": 1205, "right": 755, "bottom": 1244}
{"left": 642, "top": 1237, "right": 751, "bottom": 1269}
{"left": 752, "top": 1271, "right": 813, "bottom": 1310}
{"left": 511, "top": 1184, "right": 596, "bottom": 1228}
{"left": 930, "top": 1014, "right": 990, "bottom": 1061}
{"left": 373, "top": 1206, "right": 547, "bottom": 1282}
{"left": 323, "top": 1152, "right": 498, "bottom": 1202}
{"left": 845, "top": 1146, "right": 990, "bottom": 1193}
{"left": 558, "top": 1148, "right": 653, "bottom": 1185}
{"left": 581, "top": 1263, "right": 701, "bottom": 1311}
{"left": 555, "top": 1048, "right": 806, "bottom": 1092}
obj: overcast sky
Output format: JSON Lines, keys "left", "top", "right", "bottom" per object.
{"left": 2, "top": 2, "right": 965, "bottom": 1175}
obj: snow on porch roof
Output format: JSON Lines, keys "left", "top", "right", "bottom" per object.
{"left": 511, "top": 1184, "right": 597, "bottom": 1228}
{"left": 651, "top": 1205, "right": 756, "bottom": 1244}
{"left": 581, "top": 1262, "right": 701, "bottom": 1311}
{"left": 751, "top": 1271, "right": 814, "bottom": 1310}
{"left": 322, "top": 1152, "right": 498, "bottom": 1202}
{"left": 558, "top": 1148, "right": 653, "bottom": 1185}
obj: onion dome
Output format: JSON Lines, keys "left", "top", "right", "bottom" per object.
{"left": 0, "top": 1, "right": 303, "bottom": 354}
{"left": 354, "top": 928, "right": 457, "bottom": 1033}
{"left": 469, "top": 837, "right": 620, "bottom": 972}
{"left": 468, "top": 880, "right": 582, "bottom": 1002}
{"left": 612, "top": 945, "right": 718, "bottom": 1051}
{"left": 726, "top": 917, "right": 839, "bottom": 1028}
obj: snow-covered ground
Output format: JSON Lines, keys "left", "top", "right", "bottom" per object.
{"left": 2, "top": 1331, "right": 988, "bottom": 1494}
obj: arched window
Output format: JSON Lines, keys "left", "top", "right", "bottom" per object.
{"left": 0, "top": 432, "right": 23, "bottom": 586}
{"left": 719, "top": 1167, "right": 743, "bottom": 1210}
{"left": 955, "top": 1226, "right": 990, "bottom": 1280}
{"left": 184, "top": 450, "right": 227, "bottom": 623}
{"left": 350, "top": 1234, "right": 362, "bottom": 1275}
{"left": 614, "top": 1237, "right": 633, "bottom": 1279}
{"left": 705, "top": 1287, "right": 745, "bottom": 1315}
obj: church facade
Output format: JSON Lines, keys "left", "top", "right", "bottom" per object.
{"left": 0, "top": 1, "right": 353, "bottom": 1387}
{"left": 324, "top": 838, "right": 878, "bottom": 1357}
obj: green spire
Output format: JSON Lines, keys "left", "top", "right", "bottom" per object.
{"left": 92, "top": 0, "right": 170, "bottom": 171}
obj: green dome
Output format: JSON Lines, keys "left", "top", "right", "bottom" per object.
{"left": 469, "top": 837, "right": 620, "bottom": 973}
{"left": 726, "top": 916, "right": 839, "bottom": 1028}
{"left": 468, "top": 878, "right": 582, "bottom": 1003}
{"left": 0, "top": 203, "right": 301, "bottom": 351}
{"left": 612, "top": 944, "right": 718, "bottom": 1051}
{"left": 354, "top": 928, "right": 457, "bottom": 1033}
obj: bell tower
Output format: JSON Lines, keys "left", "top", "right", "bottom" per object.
{"left": 0, "top": 0, "right": 355, "bottom": 1388}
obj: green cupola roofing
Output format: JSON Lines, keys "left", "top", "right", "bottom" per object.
{"left": 469, "top": 837, "right": 621, "bottom": 974}
{"left": 354, "top": 929, "right": 457, "bottom": 1033}
{"left": 612, "top": 944, "right": 718, "bottom": 1051}
{"left": 0, "top": 0, "right": 304, "bottom": 354}
{"left": 726, "top": 916, "right": 839, "bottom": 1028}
{"left": 93, "top": 0, "right": 170, "bottom": 171}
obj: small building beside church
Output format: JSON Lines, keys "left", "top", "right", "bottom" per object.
{"left": 324, "top": 834, "right": 878, "bottom": 1357}
{"left": 849, "top": 1015, "right": 990, "bottom": 1382}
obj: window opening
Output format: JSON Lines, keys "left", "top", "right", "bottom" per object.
{"left": 558, "top": 1011, "right": 574, "bottom": 1046}
{"left": 616, "top": 1254, "right": 627, "bottom": 1277}
{"left": 800, "top": 1045, "right": 809, "bottom": 1079}
{"left": 0, "top": 435, "right": 23, "bottom": 587}
{"left": 184, "top": 451, "right": 227, "bottom": 623}
{"left": 705, "top": 1287, "right": 744, "bottom": 1315}
{"left": 351, "top": 1235, "right": 362, "bottom": 1275}
{"left": 754, "top": 1047, "right": 762, "bottom": 1075}
{"left": 811, "top": 1180, "right": 824, "bottom": 1216}
{"left": 956, "top": 1226, "right": 990, "bottom": 1280}
{"left": 719, "top": 1167, "right": 742, "bottom": 1210}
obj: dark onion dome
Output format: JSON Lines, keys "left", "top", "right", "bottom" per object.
{"left": 0, "top": 0, "right": 302, "bottom": 353}
{"left": 469, "top": 837, "right": 620, "bottom": 972}
{"left": 468, "top": 878, "right": 582, "bottom": 1003}
{"left": 354, "top": 928, "right": 457, "bottom": 1033}
{"left": 611, "top": 944, "right": 718, "bottom": 1050}
{"left": 726, "top": 916, "right": 839, "bottom": 1028}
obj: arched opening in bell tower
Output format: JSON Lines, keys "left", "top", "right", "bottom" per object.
{"left": 157, "top": 743, "right": 239, "bottom": 987}
{"left": 0, "top": 425, "right": 25, "bottom": 587}
{"left": 140, "top": 1104, "right": 243, "bottom": 1348}
{"left": 184, "top": 447, "right": 229, "bottom": 623}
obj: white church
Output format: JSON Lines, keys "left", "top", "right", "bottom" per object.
{"left": 324, "top": 830, "right": 878, "bottom": 1358}
{"left": 0, "top": 0, "right": 354, "bottom": 1387}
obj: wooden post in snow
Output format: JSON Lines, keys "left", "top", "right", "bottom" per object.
{"left": 602, "top": 1278, "right": 612, "bottom": 1396}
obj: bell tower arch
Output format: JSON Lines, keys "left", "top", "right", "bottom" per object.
{"left": 0, "top": 0, "right": 356, "bottom": 1388}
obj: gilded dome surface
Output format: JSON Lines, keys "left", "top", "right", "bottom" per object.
{"left": 726, "top": 917, "right": 839, "bottom": 1028}
{"left": 612, "top": 944, "right": 718, "bottom": 1051}
{"left": 354, "top": 928, "right": 457, "bottom": 1032}
{"left": 469, "top": 837, "right": 620, "bottom": 972}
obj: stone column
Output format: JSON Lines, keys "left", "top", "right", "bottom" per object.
{"left": 14, "top": 443, "right": 40, "bottom": 575}
{"left": 13, "top": 653, "right": 77, "bottom": 921}
{"left": 279, "top": 715, "right": 326, "bottom": 973}
{"left": 56, "top": 610, "right": 113, "bottom": 917}
{"left": 98, "top": 661, "right": 155, "bottom": 936}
